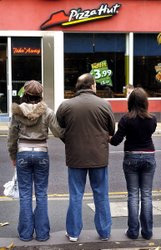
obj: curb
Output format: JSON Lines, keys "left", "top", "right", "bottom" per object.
{"left": 1, "top": 229, "right": 161, "bottom": 250}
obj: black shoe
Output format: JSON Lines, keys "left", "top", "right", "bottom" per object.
{"left": 19, "top": 237, "right": 33, "bottom": 241}
{"left": 141, "top": 232, "right": 152, "bottom": 240}
{"left": 35, "top": 236, "right": 50, "bottom": 241}
{"left": 125, "top": 230, "right": 138, "bottom": 240}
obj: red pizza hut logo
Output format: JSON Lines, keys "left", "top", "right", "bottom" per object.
{"left": 40, "top": 3, "right": 121, "bottom": 30}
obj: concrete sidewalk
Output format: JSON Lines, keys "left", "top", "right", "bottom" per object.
{"left": 1, "top": 229, "right": 161, "bottom": 250}
{"left": 1, "top": 193, "right": 161, "bottom": 249}
{"left": 0, "top": 122, "right": 9, "bottom": 135}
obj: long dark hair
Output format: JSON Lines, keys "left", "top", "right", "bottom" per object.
{"left": 20, "top": 93, "right": 42, "bottom": 104}
{"left": 127, "top": 87, "right": 152, "bottom": 119}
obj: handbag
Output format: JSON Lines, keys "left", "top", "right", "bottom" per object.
{"left": 3, "top": 169, "right": 19, "bottom": 199}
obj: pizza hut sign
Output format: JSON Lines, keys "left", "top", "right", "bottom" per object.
{"left": 41, "top": 3, "right": 121, "bottom": 29}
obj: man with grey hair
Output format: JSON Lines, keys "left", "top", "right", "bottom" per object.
{"left": 56, "top": 73, "right": 115, "bottom": 242}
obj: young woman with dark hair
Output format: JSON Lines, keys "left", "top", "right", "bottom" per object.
{"left": 110, "top": 87, "right": 157, "bottom": 240}
{"left": 8, "top": 80, "right": 64, "bottom": 242}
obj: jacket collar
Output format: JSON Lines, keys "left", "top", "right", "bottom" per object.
{"left": 75, "top": 89, "right": 96, "bottom": 97}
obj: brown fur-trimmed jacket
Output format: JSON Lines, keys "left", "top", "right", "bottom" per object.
{"left": 8, "top": 101, "right": 64, "bottom": 160}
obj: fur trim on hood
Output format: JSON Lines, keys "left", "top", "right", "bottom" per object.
{"left": 12, "top": 101, "right": 47, "bottom": 126}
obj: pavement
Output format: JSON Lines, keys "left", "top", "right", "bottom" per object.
{"left": 1, "top": 122, "right": 161, "bottom": 135}
{"left": 0, "top": 123, "right": 161, "bottom": 249}
{"left": 0, "top": 122, "right": 10, "bottom": 135}
{"left": 1, "top": 229, "right": 161, "bottom": 250}
{"left": 1, "top": 194, "right": 161, "bottom": 250}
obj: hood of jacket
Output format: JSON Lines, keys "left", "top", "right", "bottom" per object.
{"left": 12, "top": 101, "right": 47, "bottom": 126}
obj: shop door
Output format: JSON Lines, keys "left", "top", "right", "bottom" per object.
{"left": 0, "top": 44, "right": 7, "bottom": 114}
{"left": 11, "top": 37, "right": 41, "bottom": 104}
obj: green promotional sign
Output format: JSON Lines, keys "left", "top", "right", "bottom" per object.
{"left": 18, "top": 87, "right": 24, "bottom": 97}
{"left": 90, "top": 60, "right": 113, "bottom": 86}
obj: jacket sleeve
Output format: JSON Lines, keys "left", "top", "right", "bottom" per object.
{"left": 56, "top": 103, "right": 66, "bottom": 128}
{"left": 106, "top": 102, "right": 115, "bottom": 136}
{"left": 110, "top": 116, "right": 126, "bottom": 146}
{"left": 7, "top": 116, "right": 19, "bottom": 161}
{"left": 152, "top": 115, "right": 157, "bottom": 133}
{"left": 47, "top": 109, "right": 65, "bottom": 138}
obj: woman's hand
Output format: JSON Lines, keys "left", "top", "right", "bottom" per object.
{"left": 108, "top": 135, "right": 112, "bottom": 143}
{"left": 12, "top": 160, "right": 16, "bottom": 167}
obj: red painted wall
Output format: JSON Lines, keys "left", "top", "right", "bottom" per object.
{"left": 0, "top": 0, "right": 161, "bottom": 32}
{"left": 109, "top": 99, "right": 161, "bottom": 113}
{"left": 109, "top": 99, "right": 128, "bottom": 113}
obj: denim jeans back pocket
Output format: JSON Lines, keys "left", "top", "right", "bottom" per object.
{"left": 142, "top": 158, "right": 156, "bottom": 172}
{"left": 123, "top": 153, "right": 156, "bottom": 173}
{"left": 39, "top": 158, "right": 49, "bottom": 168}
{"left": 35, "top": 153, "right": 49, "bottom": 172}
{"left": 123, "top": 158, "right": 138, "bottom": 172}
{"left": 17, "top": 158, "right": 28, "bottom": 169}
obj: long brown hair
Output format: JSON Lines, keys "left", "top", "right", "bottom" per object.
{"left": 127, "top": 87, "right": 152, "bottom": 119}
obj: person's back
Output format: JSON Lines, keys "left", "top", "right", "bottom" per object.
{"left": 110, "top": 87, "right": 157, "bottom": 241}
{"left": 57, "top": 88, "right": 115, "bottom": 168}
{"left": 57, "top": 73, "right": 115, "bottom": 242}
{"left": 112, "top": 114, "right": 156, "bottom": 152}
{"left": 8, "top": 80, "right": 63, "bottom": 242}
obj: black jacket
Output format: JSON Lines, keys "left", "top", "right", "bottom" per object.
{"left": 110, "top": 114, "right": 157, "bottom": 151}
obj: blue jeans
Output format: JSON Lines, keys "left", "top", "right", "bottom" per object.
{"left": 16, "top": 151, "right": 50, "bottom": 241}
{"left": 66, "top": 166, "right": 111, "bottom": 238}
{"left": 123, "top": 153, "right": 156, "bottom": 240}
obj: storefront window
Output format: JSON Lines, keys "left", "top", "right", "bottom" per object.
{"left": 12, "top": 37, "right": 41, "bottom": 103}
{"left": 134, "top": 33, "right": 161, "bottom": 97}
{"left": 64, "top": 33, "right": 126, "bottom": 98}
{"left": 0, "top": 38, "right": 7, "bottom": 113}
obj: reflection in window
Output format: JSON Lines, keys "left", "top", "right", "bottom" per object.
{"left": 0, "top": 41, "right": 7, "bottom": 113}
{"left": 134, "top": 33, "right": 161, "bottom": 97}
{"left": 64, "top": 33, "right": 126, "bottom": 98}
{"left": 12, "top": 37, "right": 41, "bottom": 103}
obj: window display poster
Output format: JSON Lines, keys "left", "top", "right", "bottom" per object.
{"left": 18, "top": 87, "right": 24, "bottom": 97}
{"left": 90, "top": 60, "right": 113, "bottom": 86}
